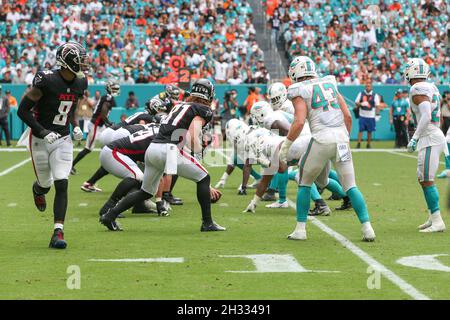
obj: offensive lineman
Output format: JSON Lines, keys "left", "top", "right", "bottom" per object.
{"left": 100, "top": 79, "right": 225, "bottom": 232}
{"left": 17, "top": 41, "right": 88, "bottom": 249}
{"left": 405, "top": 58, "right": 447, "bottom": 232}
{"left": 279, "top": 56, "right": 376, "bottom": 241}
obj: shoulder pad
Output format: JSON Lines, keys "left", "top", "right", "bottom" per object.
{"left": 287, "top": 82, "right": 307, "bottom": 100}
{"left": 410, "top": 82, "right": 433, "bottom": 98}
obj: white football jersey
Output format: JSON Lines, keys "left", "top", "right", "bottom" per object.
{"left": 244, "top": 127, "right": 273, "bottom": 162}
{"left": 263, "top": 110, "right": 293, "bottom": 131}
{"left": 409, "top": 81, "right": 445, "bottom": 150}
{"left": 288, "top": 75, "right": 348, "bottom": 144}
{"left": 280, "top": 99, "right": 294, "bottom": 114}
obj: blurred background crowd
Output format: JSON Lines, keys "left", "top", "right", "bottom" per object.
{"left": 0, "top": 0, "right": 269, "bottom": 85}
{"left": 265, "top": 0, "right": 449, "bottom": 85}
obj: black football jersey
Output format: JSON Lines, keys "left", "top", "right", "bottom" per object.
{"left": 123, "top": 124, "right": 146, "bottom": 135}
{"left": 152, "top": 102, "right": 213, "bottom": 145}
{"left": 32, "top": 69, "right": 88, "bottom": 137}
{"left": 91, "top": 94, "right": 116, "bottom": 126}
{"left": 110, "top": 112, "right": 155, "bottom": 130}
{"left": 107, "top": 125, "right": 159, "bottom": 163}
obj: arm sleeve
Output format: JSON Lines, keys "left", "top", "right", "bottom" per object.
{"left": 412, "top": 101, "right": 432, "bottom": 140}
{"left": 17, "top": 96, "right": 48, "bottom": 138}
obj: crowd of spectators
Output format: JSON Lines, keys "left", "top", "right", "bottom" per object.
{"left": 0, "top": 0, "right": 269, "bottom": 85}
{"left": 265, "top": 0, "right": 449, "bottom": 85}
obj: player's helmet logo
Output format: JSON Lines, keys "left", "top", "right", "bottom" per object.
{"left": 190, "top": 79, "right": 215, "bottom": 103}
{"left": 403, "top": 58, "right": 430, "bottom": 82}
{"left": 288, "top": 56, "right": 317, "bottom": 82}
{"left": 56, "top": 41, "right": 89, "bottom": 78}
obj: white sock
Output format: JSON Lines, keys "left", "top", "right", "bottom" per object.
{"left": 295, "top": 222, "right": 306, "bottom": 232}
{"left": 430, "top": 211, "right": 443, "bottom": 224}
{"left": 220, "top": 172, "right": 229, "bottom": 181}
{"left": 156, "top": 197, "right": 162, "bottom": 202}
{"left": 362, "top": 221, "right": 373, "bottom": 231}
{"left": 54, "top": 223, "right": 64, "bottom": 230}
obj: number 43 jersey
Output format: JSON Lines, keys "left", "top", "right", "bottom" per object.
{"left": 32, "top": 69, "right": 88, "bottom": 137}
{"left": 288, "top": 75, "right": 348, "bottom": 144}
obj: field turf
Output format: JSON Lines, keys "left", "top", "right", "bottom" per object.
{"left": 0, "top": 142, "right": 449, "bottom": 299}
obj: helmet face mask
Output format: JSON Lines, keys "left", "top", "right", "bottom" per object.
{"left": 106, "top": 78, "right": 121, "bottom": 97}
{"left": 56, "top": 41, "right": 89, "bottom": 78}
{"left": 288, "top": 56, "right": 317, "bottom": 83}
{"left": 165, "top": 85, "right": 181, "bottom": 100}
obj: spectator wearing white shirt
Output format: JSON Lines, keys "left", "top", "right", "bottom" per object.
{"left": 213, "top": 56, "right": 229, "bottom": 84}
{"left": 41, "top": 15, "right": 56, "bottom": 33}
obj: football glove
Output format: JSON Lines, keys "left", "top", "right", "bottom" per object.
{"left": 73, "top": 126, "right": 83, "bottom": 141}
{"left": 407, "top": 138, "right": 417, "bottom": 153}
{"left": 44, "top": 131, "right": 61, "bottom": 144}
{"left": 279, "top": 139, "right": 293, "bottom": 163}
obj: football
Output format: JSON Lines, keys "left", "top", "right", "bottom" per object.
{"left": 210, "top": 188, "right": 222, "bottom": 203}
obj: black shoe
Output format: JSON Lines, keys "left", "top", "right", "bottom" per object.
{"left": 336, "top": 197, "right": 352, "bottom": 211}
{"left": 32, "top": 183, "right": 46, "bottom": 212}
{"left": 261, "top": 190, "right": 276, "bottom": 201}
{"left": 366, "top": 144, "right": 371, "bottom": 149}
{"left": 309, "top": 203, "right": 331, "bottom": 216}
{"left": 49, "top": 229, "right": 67, "bottom": 249}
{"left": 99, "top": 212, "right": 123, "bottom": 231}
{"left": 70, "top": 167, "right": 77, "bottom": 175}
{"left": 356, "top": 142, "right": 361, "bottom": 149}
{"left": 327, "top": 193, "right": 342, "bottom": 201}
{"left": 156, "top": 201, "right": 170, "bottom": 217}
{"left": 237, "top": 187, "right": 247, "bottom": 195}
{"left": 99, "top": 199, "right": 117, "bottom": 216}
{"left": 163, "top": 193, "right": 183, "bottom": 205}
{"left": 201, "top": 221, "right": 226, "bottom": 232}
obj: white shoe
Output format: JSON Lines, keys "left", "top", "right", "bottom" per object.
{"left": 287, "top": 230, "right": 307, "bottom": 240}
{"left": 287, "top": 222, "right": 307, "bottom": 240}
{"left": 248, "top": 179, "right": 260, "bottom": 189}
{"left": 362, "top": 222, "right": 376, "bottom": 242}
{"left": 81, "top": 182, "right": 102, "bottom": 192}
{"left": 419, "top": 222, "right": 446, "bottom": 233}
{"left": 418, "top": 218, "right": 432, "bottom": 230}
{"left": 265, "top": 201, "right": 289, "bottom": 208}
{"left": 215, "top": 180, "right": 226, "bottom": 189}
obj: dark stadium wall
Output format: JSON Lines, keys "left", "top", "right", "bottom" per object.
{"left": 3, "top": 84, "right": 449, "bottom": 141}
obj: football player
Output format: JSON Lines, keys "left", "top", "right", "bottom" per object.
{"left": 405, "top": 58, "right": 447, "bottom": 232}
{"left": 268, "top": 82, "right": 294, "bottom": 114}
{"left": 98, "top": 124, "right": 170, "bottom": 217}
{"left": 80, "top": 100, "right": 165, "bottom": 192}
{"left": 17, "top": 41, "right": 88, "bottom": 249}
{"left": 71, "top": 78, "right": 120, "bottom": 175}
{"left": 250, "top": 101, "right": 293, "bottom": 136}
{"left": 279, "top": 56, "right": 375, "bottom": 241}
{"left": 100, "top": 79, "right": 225, "bottom": 232}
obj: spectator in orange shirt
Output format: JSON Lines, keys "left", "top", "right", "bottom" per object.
{"left": 5, "top": 90, "right": 17, "bottom": 108}
{"left": 242, "top": 87, "right": 259, "bottom": 119}
{"left": 136, "top": 15, "right": 146, "bottom": 26}
{"left": 388, "top": 0, "right": 402, "bottom": 11}
{"left": 266, "top": 0, "right": 279, "bottom": 17}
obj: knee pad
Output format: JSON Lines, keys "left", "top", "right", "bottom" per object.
{"left": 54, "top": 179, "right": 68, "bottom": 194}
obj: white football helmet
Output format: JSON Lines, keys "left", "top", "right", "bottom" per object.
{"left": 225, "top": 118, "right": 242, "bottom": 142}
{"left": 250, "top": 101, "right": 272, "bottom": 126}
{"left": 268, "top": 82, "right": 287, "bottom": 110}
{"left": 404, "top": 58, "right": 430, "bottom": 82}
{"left": 288, "top": 56, "right": 317, "bottom": 82}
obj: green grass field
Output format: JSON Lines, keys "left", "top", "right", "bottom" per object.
{"left": 0, "top": 142, "right": 449, "bottom": 300}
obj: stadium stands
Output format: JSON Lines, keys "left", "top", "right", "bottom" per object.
{"left": 265, "top": 0, "right": 449, "bottom": 85}
{"left": 0, "top": 0, "right": 268, "bottom": 85}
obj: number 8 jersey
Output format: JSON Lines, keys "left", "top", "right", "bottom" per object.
{"left": 32, "top": 69, "right": 88, "bottom": 137}
{"left": 287, "top": 75, "right": 349, "bottom": 144}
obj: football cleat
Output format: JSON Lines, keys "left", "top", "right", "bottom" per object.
{"left": 362, "top": 222, "right": 376, "bottom": 242}
{"left": 437, "top": 170, "right": 450, "bottom": 179}
{"left": 261, "top": 190, "right": 277, "bottom": 201}
{"left": 200, "top": 221, "right": 226, "bottom": 232}
{"left": 287, "top": 230, "right": 307, "bottom": 240}
{"left": 32, "top": 183, "right": 46, "bottom": 212}
{"left": 70, "top": 167, "right": 77, "bottom": 175}
{"left": 327, "top": 193, "right": 342, "bottom": 201}
{"left": 163, "top": 193, "right": 183, "bottom": 205}
{"left": 49, "top": 229, "right": 67, "bottom": 249}
{"left": 156, "top": 201, "right": 170, "bottom": 217}
{"left": 418, "top": 217, "right": 432, "bottom": 230}
{"left": 265, "top": 201, "right": 289, "bottom": 208}
{"left": 335, "top": 197, "right": 352, "bottom": 210}
{"left": 237, "top": 187, "right": 247, "bottom": 195}
{"left": 309, "top": 203, "right": 331, "bottom": 216}
{"left": 132, "top": 200, "right": 157, "bottom": 214}
{"left": 99, "top": 199, "right": 117, "bottom": 217}
{"left": 81, "top": 182, "right": 102, "bottom": 192}
{"left": 99, "top": 213, "right": 123, "bottom": 231}
{"left": 419, "top": 222, "right": 446, "bottom": 233}
{"left": 214, "top": 180, "right": 226, "bottom": 189}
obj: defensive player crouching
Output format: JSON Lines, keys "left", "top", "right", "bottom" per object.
{"left": 405, "top": 58, "right": 447, "bottom": 233}
{"left": 17, "top": 41, "right": 88, "bottom": 249}
{"left": 99, "top": 79, "right": 225, "bottom": 232}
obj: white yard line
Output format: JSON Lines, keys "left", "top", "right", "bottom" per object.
{"left": 0, "top": 158, "right": 31, "bottom": 177}
{"left": 286, "top": 199, "right": 430, "bottom": 300}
